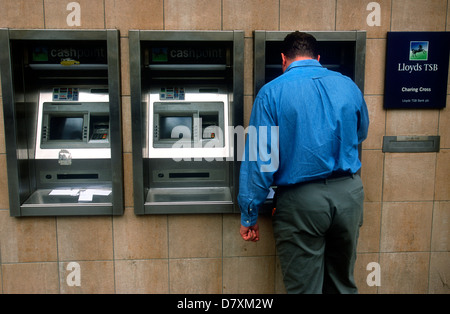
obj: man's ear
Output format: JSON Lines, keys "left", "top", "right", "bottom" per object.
{"left": 281, "top": 53, "right": 287, "bottom": 72}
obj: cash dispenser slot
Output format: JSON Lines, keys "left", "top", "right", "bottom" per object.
{"left": 0, "top": 29, "right": 123, "bottom": 216}
{"left": 130, "top": 30, "right": 244, "bottom": 214}
{"left": 56, "top": 173, "right": 99, "bottom": 180}
{"left": 148, "top": 64, "right": 227, "bottom": 71}
{"left": 169, "top": 172, "right": 210, "bottom": 179}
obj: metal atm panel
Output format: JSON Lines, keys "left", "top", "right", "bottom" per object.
{"left": 35, "top": 87, "right": 111, "bottom": 159}
{"left": 148, "top": 85, "right": 231, "bottom": 160}
{"left": 254, "top": 31, "right": 366, "bottom": 94}
{"left": 253, "top": 30, "right": 367, "bottom": 212}
{"left": 0, "top": 29, "right": 123, "bottom": 217}
{"left": 129, "top": 30, "right": 244, "bottom": 215}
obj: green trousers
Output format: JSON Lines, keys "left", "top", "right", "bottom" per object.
{"left": 272, "top": 174, "right": 364, "bottom": 294}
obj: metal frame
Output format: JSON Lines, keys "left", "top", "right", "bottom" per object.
{"left": 383, "top": 136, "right": 440, "bottom": 153}
{"left": 253, "top": 30, "right": 367, "bottom": 95}
{"left": 253, "top": 31, "right": 367, "bottom": 212}
{"left": 0, "top": 29, "right": 123, "bottom": 216}
{"left": 129, "top": 30, "right": 244, "bottom": 215}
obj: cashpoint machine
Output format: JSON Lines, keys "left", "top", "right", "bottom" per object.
{"left": 253, "top": 30, "right": 367, "bottom": 212}
{"left": 0, "top": 29, "right": 123, "bottom": 216}
{"left": 254, "top": 31, "right": 366, "bottom": 94}
{"left": 129, "top": 30, "right": 244, "bottom": 214}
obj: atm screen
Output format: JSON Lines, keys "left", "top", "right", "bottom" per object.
{"left": 49, "top": 116, "right": 84, "bottom": 140}
{"left": 159, "top": 116, "right": 193, "bottom": 140}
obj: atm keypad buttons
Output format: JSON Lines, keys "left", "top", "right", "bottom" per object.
{"left": 91, "top": 133, "right": 108, "bottom": 140}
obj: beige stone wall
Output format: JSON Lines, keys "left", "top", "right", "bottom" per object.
{"left": 0, "top": 0, "right": 449, "bottom": 294}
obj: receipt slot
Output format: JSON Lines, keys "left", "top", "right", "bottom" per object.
{"left": 253, "top": 31, "right": 366, "bottom": 211}
{"left": 0, "top": 29, "right": 123, "bottom": 216}
{"left": 129, "top": 30, "right": 244, "bottom": 214}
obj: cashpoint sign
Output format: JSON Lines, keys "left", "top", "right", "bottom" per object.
{"left": 384, "top": 32, "right": 450, "bottom": 109}
{"left": 30, "top": 42, "right": 107, "bottom": 66}
{"left": 151, "top": 45, "right": 227, "bottom": 64}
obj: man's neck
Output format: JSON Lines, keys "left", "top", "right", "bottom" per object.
{"left": 282, "top": 54, "right": 320, "bottom": 72}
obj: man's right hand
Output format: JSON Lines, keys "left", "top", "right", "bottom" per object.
{"left": 239, "top": 223, "right": 260, "bottom": 242}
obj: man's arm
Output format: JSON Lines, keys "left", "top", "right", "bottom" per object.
{"left": 237, "top": 93, "right": 278, "bottom": 241}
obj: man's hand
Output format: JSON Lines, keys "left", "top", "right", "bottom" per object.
{"left": 240, "top": 223, "right": 260, "bottom": 242}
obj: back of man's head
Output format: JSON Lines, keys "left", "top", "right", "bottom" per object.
{"left": 282, "top": 31, "right": 318, "bottom": 60}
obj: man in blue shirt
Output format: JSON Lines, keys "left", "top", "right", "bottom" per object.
{"left": 238, "top": 32, "right": 369, "bottom": 293}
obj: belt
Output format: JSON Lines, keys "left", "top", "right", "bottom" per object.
{"left": 300, "top": 171, "right": 355, "bottom": 186}
{"left": 279, "top": 171, "right": 355, "bottom": 190}
{"left": 273, "top": 171, "right": 355, "bottom": 211}
{"left": 327, "top": 171, "right": 354, "bottom": 180}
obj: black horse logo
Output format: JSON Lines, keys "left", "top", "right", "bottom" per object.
{"left": 411, "top": 44, "right": 426, "bottom": 56}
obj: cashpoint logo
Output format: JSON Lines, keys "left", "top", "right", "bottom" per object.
{"left": 50, "top": 47, "right": 106, "bottom": 60}
{"left": 152, "top": 48, "right": 168, "bottom": 62}
{"left": 31, "top": 46, "right": 106, "bottom": 64}
{"left": 170, "top": 47, "right": 224, "bottom": 60}
{"left": 152, "top": 47, "right": 225, "bottom": 63}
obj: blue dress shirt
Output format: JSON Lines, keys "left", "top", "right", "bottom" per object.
{"left": 238, "top": 59, "right": 369, "bottom": 227}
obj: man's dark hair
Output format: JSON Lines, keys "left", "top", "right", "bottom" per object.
{"left": 282, "top": 31, "right": 318, "bottom": 59}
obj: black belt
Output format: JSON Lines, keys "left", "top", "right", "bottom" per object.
{"left": 327, "top": 171, "right": 354, "bottom": 179}
{"left": 279, "top": 171, "right": 355, "bottom": 190}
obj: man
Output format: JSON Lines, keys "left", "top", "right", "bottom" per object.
{"left": 238, "top": 31, "right": 369, "bottom": 294}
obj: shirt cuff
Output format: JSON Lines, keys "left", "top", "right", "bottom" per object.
{"left": 240, "top": 208, "right": 258, "bottom": 227}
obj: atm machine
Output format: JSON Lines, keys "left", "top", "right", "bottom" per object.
{"left": 254, "top": 31, "right": 366, "bottom": 94}
{"left": 129, "top": 30, "right": 244, "bottom": 214}
{"left": 253, "top": 30, "right": 367, "bottom": 212}
{"left": 0, "top": 29, "right": 123, "bottom": 216}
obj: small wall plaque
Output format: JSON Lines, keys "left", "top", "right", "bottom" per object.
{"left": 384, "top": 32, "right": 450, "bottom": 109}
{"left": 382, "top": 136, "right": 440, "bottom": 153}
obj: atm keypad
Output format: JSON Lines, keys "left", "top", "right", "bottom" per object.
{"left": 90, "top": 124, "right": 109, "bottom": 141}
{"left": 91, "top": 132, "right": 108, "bottom": 140}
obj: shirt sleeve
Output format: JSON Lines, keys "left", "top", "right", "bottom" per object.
{"left": 357, "top": 92, "right": 370, "bottom": 144}
{"left": 238, "top": 92, "right": 279, "bottom": 227}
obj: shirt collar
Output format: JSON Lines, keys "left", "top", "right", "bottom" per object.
{"left": 285, "top": 59, "right": 322, "bottom": 73}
